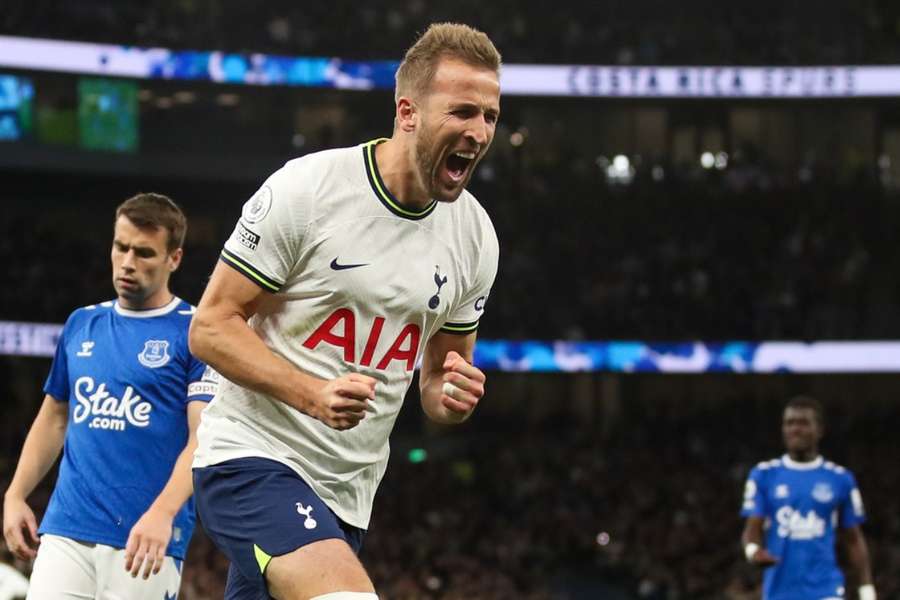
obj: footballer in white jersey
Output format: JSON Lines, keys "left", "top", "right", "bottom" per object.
{"left": 194, "top": 138, "right": 498, "bottom": 528}
{"left": 190, "top": 24, "right": 502, "bottom": 599}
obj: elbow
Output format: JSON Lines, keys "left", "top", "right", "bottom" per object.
{"left": 188, "top": 312, "right": 212, "bottom": 362}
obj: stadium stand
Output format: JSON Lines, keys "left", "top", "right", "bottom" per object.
{"left": 2, "top": 372, "right": 899, "bottom": 599}
{"left": 3, "top": 165, "right": 899, "bottom": 341}
{"left": 1, "top": 0, "right": 898, "bottom": 65}
{"left": 2, "top": 3, "right": 899, "bottom": 599}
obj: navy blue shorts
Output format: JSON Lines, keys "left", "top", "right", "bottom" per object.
{"left": 193, "top": 457, "right": 365, "bottom": 600}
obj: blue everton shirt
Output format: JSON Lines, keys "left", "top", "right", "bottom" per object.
{"left": 40, "top": 297, "right": 217, "bottom": 559}
{"left": 741, "top": 454, "right": 866, "bottom": 600}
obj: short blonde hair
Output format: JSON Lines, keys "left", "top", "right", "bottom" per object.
{"left": 395, "top": 23, "right": 501, "bottom": 101}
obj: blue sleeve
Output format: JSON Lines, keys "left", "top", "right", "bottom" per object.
{"left": 740, "top": 467, "right": 767, "bottom": 518}
{"left": 840, "top": 472, "right": 866, "bottom": 528}
{"left": 43, "top": 317, "right": 71, "bottom": 402}
{"left": 185, "top": 353, "right": 219, "bottom": 404}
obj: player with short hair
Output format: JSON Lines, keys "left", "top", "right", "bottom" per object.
{"left": 189, "top": 22, "right": 501, "bottom": 600}
{"left": 740, "top": 396, "right": 876, "bottom": 600}
{"left": 2, "top": 193, "right": 217, "bottom": 599}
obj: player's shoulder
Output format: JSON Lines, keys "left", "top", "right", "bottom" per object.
{"left": 822, "top": 458, "right": 855, "bottom": 480}
{"left": 753, "top": 457, "right": 784, "bottom": 471}
{"left": 455, "top": 188, "right": 493, "bottom": 224}
{"left": 447, "top": 188, "right": 498, "bottom": 248}
{"left": 66, "top": 299, "right": 116, "bottom": 326}
{"left": 748, "top": 457, "right": 783, "bottom": 481}
{"left": 265, "top": 145, "right": 362, "bottom": 206}
{"left": 280, "top": 145, "right": 361, "bottom": 178}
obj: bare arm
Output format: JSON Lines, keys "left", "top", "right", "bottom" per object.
{"left": 189, "top": 261, "right": 374, "bottom": 429}
{"left": 419, "top": 331, "right": 485, "bottom": 425}
{"left": 841, "top": 526, "right": 874, "bottom": 588}
{"left": 3, "top": 394, "right": 68, "bottom": 559}
{"left": 741, "top": 516, "right": 778, "bottom": 566}
{"left": 189, "top": 261, "right": 321, "bottom": 409}
{"left": 124, "top": 400, "right": 205, "bottom": 578}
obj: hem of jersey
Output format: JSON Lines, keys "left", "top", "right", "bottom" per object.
{"left": 193, "top": 448, "right": 370, "bottom": 530}
{"left": 43, "top": 387, "right": 67, "bottom": 403}
{"left": 114, "top": 296, "right": 182, "bottom": 318}
{"left": 440, "top": 320, "right": 479, "bottom": 335}
{"left": 363, "top": 139, "right": 437, "bottom": 221}
{"left": 740, "top": 510, "right": 766, "bottom": 519}
{"left": 37, "top": 527, "right": 187, "bottom": 560}
{"left": 220, "top": 250, "right": 282, "bottom": 293}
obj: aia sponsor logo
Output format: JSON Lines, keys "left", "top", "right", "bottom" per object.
{"left": 302, "top": 309, "right": 420, "bottom": 371}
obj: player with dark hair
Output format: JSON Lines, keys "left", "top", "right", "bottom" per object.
{"left": 189, "top": 22, "right": 501, "bottom": 600}
{"left": 741, "top": 396, "right": 876, "bottom": 600}
{"left": 2, "top": 193, "right": 217, "bottom": 599}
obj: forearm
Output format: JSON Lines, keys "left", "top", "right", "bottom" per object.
{"left": 846, "top": 536, "right": 874, "bottom": 586}
{"left": 5, "top": 403, "right": 67, "bottom": 500}
{"left": 190, "top": 313, "right": 323, "bottom": 412}
{"left": 146, "top": 437, "right": 197, "bottom": 518}
{"left": 741, "top": 527, "right": 763, "bottom": 547}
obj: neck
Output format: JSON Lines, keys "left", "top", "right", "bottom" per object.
{"left": 118, "top": 290, "right": 174, "bottom": 311}
{"left": 788, "top": 449, "right": 819, "bottom": 462}
{"left": 375, "top": 138, "right": 431, "bottom": 210}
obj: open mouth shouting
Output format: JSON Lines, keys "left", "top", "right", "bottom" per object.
{"left": 445, "top": 150, "right": 476, "bottom": 184}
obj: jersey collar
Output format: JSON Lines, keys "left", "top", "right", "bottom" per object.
{"left": 362, "top": 139, "right": 437, "bottom": 220}
{"left": 781, "top": 454, "right": 824, "bottom": 470}
{"left": 114, "top": 296, "right": 181, "bottom": 318}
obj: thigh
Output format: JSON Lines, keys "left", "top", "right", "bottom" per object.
{"left": 266, "top": 538, "right": 374, "bottom": 600}
{"left": 94, "top": 544, "right": 182, "bottom": 600}
{"left": 224, "top": 562, "right": 267, "bottom": 600}
{"left": 193, "top": 457, "right": 366, "bottom": 600}
{"left": 26, "top": 534, "right": 95, "bottom": 600}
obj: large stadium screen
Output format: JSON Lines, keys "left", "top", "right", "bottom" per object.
{"left": 77, "top": 77, "right": 138, "bottom": 152}
{"left": 0, "top": 73, "right": 34, "bottom": 141}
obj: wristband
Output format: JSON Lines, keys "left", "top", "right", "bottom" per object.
{"left": 744, "top": 542, "right": 760, "bottom": 562}
{"left": 859, "top": 584, "right": 876, "bottom": 600}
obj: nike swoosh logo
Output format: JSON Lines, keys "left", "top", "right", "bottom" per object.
{"left": 330, "top": 258, "right": 369, "bottom": 271}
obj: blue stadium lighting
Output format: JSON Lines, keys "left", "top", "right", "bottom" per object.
{"left": 3, "top": 321, "right": 900, "bottom": 373}
{"left": 3, "top": 36, "right": 900, "bottom": 97}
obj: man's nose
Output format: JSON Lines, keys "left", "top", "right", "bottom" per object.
{"left": 121, "top": 251, "right": 136, "bottom": 270}
{"left": 466, "top": 116, "right": 489, "bottom": 146}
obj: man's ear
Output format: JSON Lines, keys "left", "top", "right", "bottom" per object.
{"left": 397, "top": 96, "right": 418, "bottom": 133}
{"left": 168, "top": 247, "right": 183, "bottom": 272}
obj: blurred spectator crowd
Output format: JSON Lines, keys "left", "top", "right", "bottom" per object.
{"left": 1, "top": 0, "right": 898, "bottom": 65}
{"left": 3, "top": 158, "right": 898, "bottom": 342}
{"left": 2, "top": 386, "right": 898, "bottom": 599}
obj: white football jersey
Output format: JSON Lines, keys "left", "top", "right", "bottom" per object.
{"left": 194, "top": 140, "right": 499, "bottom": 528}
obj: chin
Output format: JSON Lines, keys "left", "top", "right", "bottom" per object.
{"left": 432, "top": 182, "right": 468, "bottom": 203}
{"left": 435, "top": 192, "right": 463, "bottom": 203}
{"left": 116, "top": 289, "right": 144, "bottom": 304}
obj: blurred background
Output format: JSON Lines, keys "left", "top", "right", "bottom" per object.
{"left": 1, "top": 1, "right": 899, "bottom": 598}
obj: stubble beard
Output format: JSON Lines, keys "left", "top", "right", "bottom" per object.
{"left": 414, "top": 123, "right": 440, "bottom": 201}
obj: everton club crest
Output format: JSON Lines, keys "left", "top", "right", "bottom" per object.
{"left": 138, "top": 340, "right": 171, "bottom": 368}
{"left": 812, "top": 482, "right": 834, "bottom": 503}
